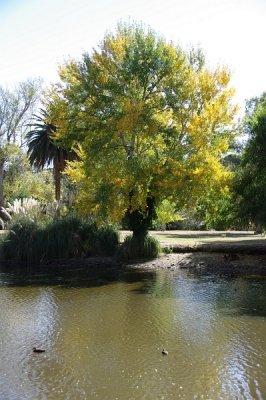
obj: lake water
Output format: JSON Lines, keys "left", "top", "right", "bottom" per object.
{"left": 0, "top": 265, "right": 265, "bottom": 399}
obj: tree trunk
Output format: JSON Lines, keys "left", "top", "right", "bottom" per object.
{"left": 254, "top": 222, "right": 262, "bottom": 235}
{"left": 0, "top": 158, "right": 6, "bottom": 227}
{"left": 125, "top": 196, "right": 156, "bottom": 239}
{"left": 0, "top": 158, "right": 4, "bottom": 211}
{"left": 54, "top": 162, "right": 62, "bottom": 217}
{"left": 54, "top": 159, "right": 65, "bottom": 203}
{"left": 54, "top": 168, "right": 61, "bottom": 202}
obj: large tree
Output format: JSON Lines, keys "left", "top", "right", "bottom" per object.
{"left": 51, "top": 23, "right": 237, "bottom": 238}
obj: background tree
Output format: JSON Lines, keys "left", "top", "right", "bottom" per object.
{"left": 234, "top": 92, "right": 266, "bottom": 231}
{"left": 191, "top": 143, "right": 243, "bottom": 230}
{"left": 3, "top": 146, "right": 54, "bottom": 203}
{"left": 51, "top": 23, "right": 237, "bottom": 238}
{"left": 26, "top": 108, "right": 75, "bottom": 203}
{"left": 154, "top": 200, "right": 182, "bottom": 230}
{"left": 0, "top": 79, "right": 41, "bottom": 209}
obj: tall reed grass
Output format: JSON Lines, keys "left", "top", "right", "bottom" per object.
{"left": 118, "top": 234, "right": 161, "bottom": 260}
{"left": 1, "top": 216, "right": 119, "bottom": 264}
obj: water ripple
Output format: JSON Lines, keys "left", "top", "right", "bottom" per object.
{"left": 0, "top": 269, "right": 265, "bottom": 399}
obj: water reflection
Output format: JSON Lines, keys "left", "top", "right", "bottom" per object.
{"left": 0, "top": 265, "right": 265, "bottom": 399}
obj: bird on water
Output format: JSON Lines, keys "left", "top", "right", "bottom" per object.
{"left": 162, "top": 348, "right": 168, "bottom": 355}
{"left": 33, "top": 347, "right": 45, "bottom": 353}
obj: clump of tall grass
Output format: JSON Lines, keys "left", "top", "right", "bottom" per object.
{"left": 1, "top": 215, "right": 119, "bottom": 264}
{"left": 118, "top": 234, "right": 161, "bottom": 260}
{"left": 81, "top": 224, "right": 119, "bottom": 256}
{"left": 0, "top": 198, "right": 62, "bottom": 229}
{"left": 42, "top": 216, "right": 84, "bottom": 260}
{"left": 1, "top": 217, "right": 44, "bottom": 263}
{"left": 0, "top": 198, "right": 44, "bottom": 228}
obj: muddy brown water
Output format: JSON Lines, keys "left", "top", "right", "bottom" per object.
{"left": 0, "top": 264, "right": 265, "bottom": 400}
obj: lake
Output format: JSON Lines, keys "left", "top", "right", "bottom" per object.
{"left": 0, "top": 265, "right": 265, "bottom": 399}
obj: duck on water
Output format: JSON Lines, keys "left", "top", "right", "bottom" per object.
{"left": 33, "top": 347, "right": 45, "bottom": 353}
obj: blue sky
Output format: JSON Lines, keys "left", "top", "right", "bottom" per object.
{"left": 1, "top": 0, "right": 266, "bottom": 110}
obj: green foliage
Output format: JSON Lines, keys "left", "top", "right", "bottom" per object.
{"left": 195, "top": 189, "right": 238, "bottom": 230}
{"left": 234, "top": 165, "right": 266, "bottom": 228}
{"left": 118, "top": 234, "right": 161, "bottom": 260}
{"left": 10, "top": 170, "right": 54, "bottom": 204}
{"left": 1, "top": 216, "right": 119, "bottom": 264}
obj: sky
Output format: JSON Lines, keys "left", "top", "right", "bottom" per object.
{"left": 0, "top": 0, "right": 266, "bottom": 111}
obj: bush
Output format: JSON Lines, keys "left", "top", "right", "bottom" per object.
{"left": 118, "top": 234, "right": 161, "bottom": 260}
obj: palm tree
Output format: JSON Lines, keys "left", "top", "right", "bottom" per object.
{"left": 26, "top": 109, "right": 74, "bottom": 203}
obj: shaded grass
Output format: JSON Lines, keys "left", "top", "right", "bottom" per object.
{"left": 120, "top": 230, "right": 264, "bottom": 246}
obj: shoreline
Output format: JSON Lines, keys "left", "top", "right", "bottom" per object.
{"left": 121, "top": 252, "right": 266, "bottom": 276}
{"left": 1, "top": 232, "right": 266, "bottom": 276}
{"left": 1, "top": 230, "right": 266, "bottom": 276}
{"left": 1, "top": 251, "right": 266, "bottom": 277}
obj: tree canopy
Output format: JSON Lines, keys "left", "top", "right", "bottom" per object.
{"left": 48, "top": 23, "right": 237, "bottom": 235}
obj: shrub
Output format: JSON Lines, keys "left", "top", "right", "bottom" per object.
{"left": 118, "top": 234, "right": 161, "bottom": 260}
